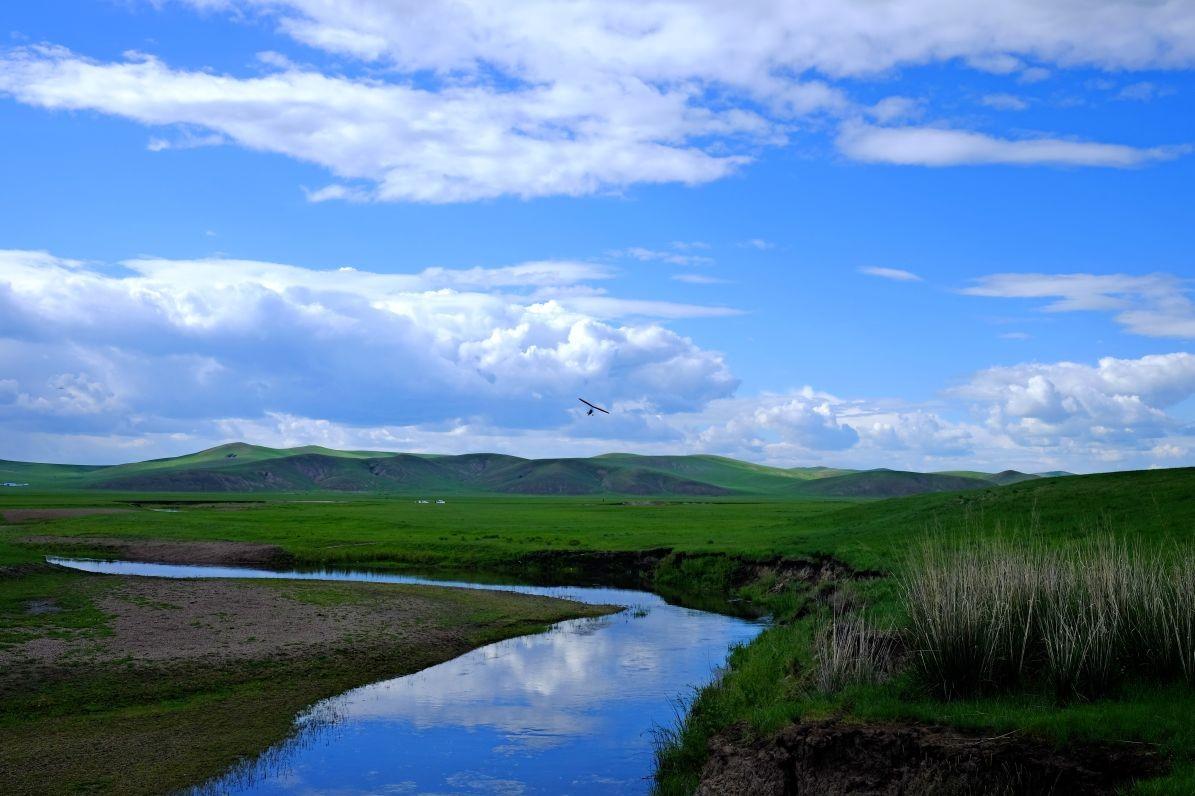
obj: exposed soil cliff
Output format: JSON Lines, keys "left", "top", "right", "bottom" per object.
{"left": 696, "top": 719, "right": 1165, "bottom": 795}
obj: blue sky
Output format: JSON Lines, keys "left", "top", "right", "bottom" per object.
{"left": 1, "top": 0, "right": 1193, "bottom": 471}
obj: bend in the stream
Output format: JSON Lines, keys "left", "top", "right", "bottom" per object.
{"left": 49, "top": 557, "right": 765, "bottom": 795}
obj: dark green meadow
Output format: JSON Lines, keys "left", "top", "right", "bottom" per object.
{"left": 3, "top": 465, "right": 1195, "bottom": 793}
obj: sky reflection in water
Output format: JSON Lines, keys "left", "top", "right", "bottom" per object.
{"left": 50, "top": 558, "right": 764, "bottom": 795}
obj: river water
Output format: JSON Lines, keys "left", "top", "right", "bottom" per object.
{"left": 48, "top": 557, "right": 765, "bottom": 795}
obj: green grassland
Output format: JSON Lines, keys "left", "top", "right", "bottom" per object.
{"left": 1, "top": 493, "right": 852, "bottom": 572}
{"left": 5, "top": 466, "right": 1191, "bottom": 574}
{"left": 3, "top": 461, "right": 1194, "bottom": 792}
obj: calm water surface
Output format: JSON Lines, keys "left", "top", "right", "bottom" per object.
{"left": 49, "top": 557, "right": 764, "bottom": 795}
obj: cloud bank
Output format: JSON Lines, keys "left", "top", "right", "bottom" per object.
{"left": 3, "top": 250, "right": 1192, "bottom": 472}
{"left": 0, "top": 249, "right": 739, "bottom": 438}
{"left": 1, "top": 0, "right": 1191, "bottom": 201}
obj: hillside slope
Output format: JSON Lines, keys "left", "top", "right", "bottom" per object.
{"left": 938, "top": 469, "right": 1040, "bottom": 485}
{"left": 591, "top": 454, "right": 831, "bottom": 493}
{"left": 91, "top": 450, "right": 734, "bottom": 496}
{"left": 790, "top": 467, "right": 1195, "bottom": 567}
{"left": 789, "top": 469, "right": 992, "bottom": 498}
{"left": 0, "top": 460, "right": 105, "bottom": 488}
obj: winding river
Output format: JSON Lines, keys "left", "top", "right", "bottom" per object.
{"left": 49, "top": 558, "right": 765, "bottom": 795}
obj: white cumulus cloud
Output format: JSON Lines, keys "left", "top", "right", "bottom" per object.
{"left": 964, "top": 272, "right": 1195, "bottom": 338}
{"left": 955, "top": 353, "right": 1195, "bottom": 448}
{"left": 838, "top": 124, "right": 1187, "bottom": 168}
{"left": 0, "top": 46, "right": 757, "bottom": 203}
{"left": 860, "top": 266, "right": 921, "bottom": 282}
{"left": 2, "top": 0, "right": 1192, "bottom": 201}
{"left": 0, "top": 249, "right": 739, "bottom": 437}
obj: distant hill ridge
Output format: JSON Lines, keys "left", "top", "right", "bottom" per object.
{"left": 0, "top": 443, "right": 1073, "bottom": 497}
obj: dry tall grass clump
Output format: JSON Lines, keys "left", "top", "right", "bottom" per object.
{"left": 902, "top": 537, "right": 1195, "bottom": 701}
{"left": 812, "top": 614, "right": 896, "bottom": 694}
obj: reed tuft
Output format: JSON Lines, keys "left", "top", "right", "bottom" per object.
{"left": 900, "top": 537, "right": 1195, "bottom": 701}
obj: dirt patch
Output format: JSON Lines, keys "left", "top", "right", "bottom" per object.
{"left": 3, "top": 577, "right": 596, "bottom": 668}
{"left": 25, "top": 536, "right": 293, "bottom": 567}
{"left": 2, "top": 508, "right": 132, "bottom": 523}
{"left": 696, "top": 719, "right": 1166, "bottom": 795}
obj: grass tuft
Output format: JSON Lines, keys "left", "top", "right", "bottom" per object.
{"left": 811, "top": 613, "right": 895, "bottom": 694}
{"left": 901, "top": 537, "right": 1195, "bottom": 702}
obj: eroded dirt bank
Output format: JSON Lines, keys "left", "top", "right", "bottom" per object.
{"left": 696, "top": 719, "right": 1165, "bottom": 795}
{"left": 507, "top": 547, "right": 879, "bottom": 611}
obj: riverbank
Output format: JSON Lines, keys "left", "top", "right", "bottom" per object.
{"left": 0, "top": 564, "right": 613, "bottom": 795}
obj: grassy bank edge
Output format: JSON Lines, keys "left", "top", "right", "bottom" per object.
{"left": 650, "top": 551, "right": 1195, "bottom": 796}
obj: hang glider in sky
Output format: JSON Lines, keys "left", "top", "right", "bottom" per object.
{"left": 578, "top": 398, "right": 610, "bottom": 416}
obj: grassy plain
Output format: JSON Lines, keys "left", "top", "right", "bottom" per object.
{"left": 6, "top": 466, "right": 1193, "bottom": 570}
{"left": 3, "top": 465, "right": 1195, "bottom": 793}
{"left": 1, "top": 491, "right": 855, "bottom": 574}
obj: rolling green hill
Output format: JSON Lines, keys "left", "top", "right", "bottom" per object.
{"left": 788, "top": 468, "right": 992, "bottom": 498}
{"left": 986, "top": 469, "right": 1041, "bottom": 485}
{"left": 64, "top": 446, "right": 740, "bottom": 496}
{"left": 787, "top": 465, "right": 856, "bottom": 479}
{"left": 591, "top": 453, "right": 836, "bottom": 492}
{"left": 0, "top": 460, "right": 105, "bottom": 488}
{"left": 2, "top": 443, "right": 400, "bottom": 480}
{"left": 937, "top": 469, "right": 1041, "bottom": 485}
{"left": 94, "top": 442, "right": 399, "bottom": 477}
{"left": 0, "top": 443, "right": 1068, "bottom": 497}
